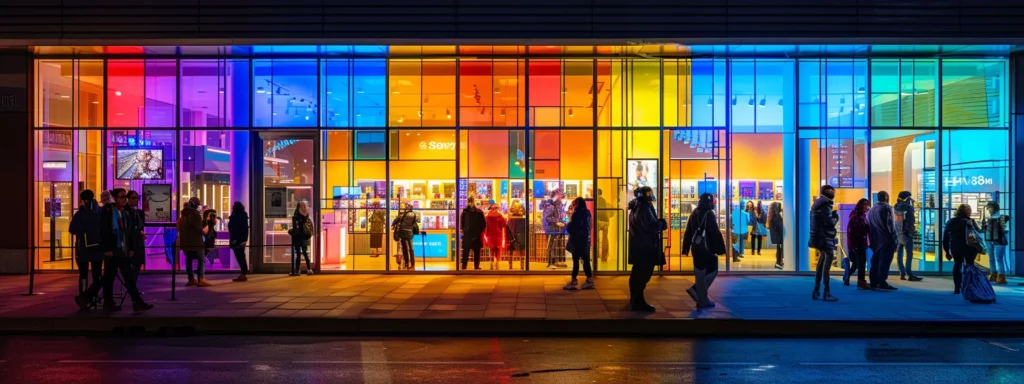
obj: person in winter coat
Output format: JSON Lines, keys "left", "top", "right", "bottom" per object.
{"left": 731, "top": 200, "right": 751, "bottom": 261}
{"left": 125, "top": 190, "right": 146, "bottom": 275}
{"left": 808, "top": 185, "right": 840, "bottom": 302}
{"left": 768, "top": 201, "right": 785, "bottom": 269}
{"left": 483, "top": 200, "right": 507, "bottom": 270}
{"left": 844, "top": 198, "right": 872, "bottom": 290}
{"left": 982, "top": 201, "right": 1010, "bottom": 284}
{"left": 867, "top": 191, "right": 899, "bottom": 291}
{"left": 290, "top": 201, "right": 314, "bottom": 276}
{"left": 894, "top": 191, "right": 922, "bottom": 282}
{"left": 540, "top": 189, "right": 567, "bottom": 269}
{"left": 74, "top": 188, "right": 153, "bottom": 313}
{"left": 460, "top": 197, "right": 487, "bottom": 270}
{"left": 749, "top": 200, "right": 766, "bottom": 256}
{"left": 682, "top": 193, "right": 727, "bottom": 309}
{"left": 202, "top": 209, "right": 219, "bottom": 267}
{"left": 944, "top": 204, "right": 983, "bottom": 294}
{"left": 228, "top": 202, "right": 250, "bottom": 282}
{"left": 627, "top": 186, "right": 667, "bottom": 312}
{"left": 69, "top": 189, "right": 104, "bottom": 294}
{"left": 178, "top": 197, "right": 209, "bottom": 287}
{"left": 367, "top": 202, "right": 387, "bottom": 257}
{"left": 392, "top": 202, "right": 419, "bottom": 270}
{"left": 563, "top": 197, "right": 594, "bottom": 290}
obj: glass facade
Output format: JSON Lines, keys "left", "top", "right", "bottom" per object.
{"left": 31, "top": 48, "right": 1013, "bottom": 275}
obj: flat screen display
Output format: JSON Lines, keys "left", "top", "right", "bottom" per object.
{"left": 116, "top": 148, "right": 165, "bottom": 180}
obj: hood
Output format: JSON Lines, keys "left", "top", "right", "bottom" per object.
{"left": 898, "top": 191, "right": 912, "bottom": 200}
{"left": 628, "top": 197, "right": 650, "bottom": 211}
{"left": 462, "top": 206, "right": 479, "bottom": 214}
{"left": 486, "top": 208, "right": 503, "bottom": 217}
{"left": 539, "top": 199, "right": 555, "bottom": 210}
{"left": 82, "top": 199, "right": 100, "bottom": 212}
{"left": 811, "top": 195, "right": 833, "bottom": 211}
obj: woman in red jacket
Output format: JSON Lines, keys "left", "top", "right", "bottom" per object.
{"left": 483, "top": 200, "right": 507, "bottom": 270}
{"left": 844, "top": 198, "right": 871, "bottom": 289}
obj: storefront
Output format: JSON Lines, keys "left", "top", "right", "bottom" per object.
{"left": 31, "top": 46, "right": 1014, "bottom": 274}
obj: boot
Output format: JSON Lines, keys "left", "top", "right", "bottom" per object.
{"left": 989, "top": 272, "right": 998, "bottom": 282}
{"left": 997, "top": 274, "right": 1008, "bottom": 285}
{"left": 857, "top": 280, "right": 871, "bottom": 290}
{"left": 186, "top": 278, "right": 198, "bottom": 287}
{"left": 232, "top": 274, "right": 247, "bottom": 282}
{"left": 197, "top": 278, "right": 213, "bottom": 287}
{"left": 630, "top": 290, "right": 655, "bottom": 312}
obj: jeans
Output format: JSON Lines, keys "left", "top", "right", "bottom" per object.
{"left": 461, "top": 247, "right": 481, "bottom": 269}
{"left": 547, "top": 234, "right": 565, "bottom": 265}
{"left": 570, "top": 246, "right": 592, "bottom": 280}
{"left": 986, "top": 242, "right": 1008, "bottom": 274}
{"left": 76, "top": 253, "right": 103, "bottom": 293}
{"left": 775, "top": 244, "right": 784, "bottom": 265}
{"left": 184, "top": 250, "right": 205, "bottom": 280}
{"left": 292, "top": 245, "right": 311, "bottom": 274}
{"left": 82, "top": 251, "right": 144, "bottom": 305}
{"left": 897, "top": 242, "right": 915, "bottom": 277}
{"left": 735, "top": 233, "right": 746, "bottom": 255}
{"left": 399, "top": 238, "right": 415, "bottom": 268}
{"left": 232, "top": 247, "right": 248, "bottom": 276}
{"left": 628, "top": 263, "right": 656, "bottom": 303}
{"left": 869, "top": 245, "right": 896, "bottom": 288}
{"left": 814, "top": 247, "right": 836, "bottom": 292}
{"left": 952, "top": 252, "right": 978, "bottom": 291}
{"left": 847, "top": 247, "right": 867, "bottom": 283}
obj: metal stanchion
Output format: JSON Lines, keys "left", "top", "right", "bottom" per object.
{"left": 22, "top": 246, "right": 43, "bottom": 296}
{"left": 170, "top": 243, "right": 177, "bottom": 301}
{"left": 420, "top": 231, "right": 427, "bottom": 271}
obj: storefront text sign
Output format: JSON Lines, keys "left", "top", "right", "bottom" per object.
{"left": 943, "top": 168, "right": 1001, "bottom": 193}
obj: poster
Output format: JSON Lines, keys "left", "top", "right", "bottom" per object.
{"left": 142, "top": 184, "right": 172, "bottom": 223}
{"left": 265, "top": 187, "right": 288, "bottom": 218}
{"left": 626, "top": 159, "right": 658, "bottom": 199}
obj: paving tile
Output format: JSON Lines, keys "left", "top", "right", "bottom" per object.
{"left": 277, "top": 302, "right": 311, "bottom": 310}
{"left": 388, "top": 310, "right": 423, "bottom": 319}
{"left": 515, "top": 303, "right": 546, "bottom": 310}
{"left": 427, "top": 304, "right": 459, "bottom": 311}
{"left": 368, "top": 303, "right": 399, "bottom": 311}
{"left": 483, "top": 309, "right": 516, "bottom": 318}
{"left": 515, "top": 310, "right": 547, "bottom": 318}
{"left": 451, "top": 311, "right": 485, "bottom": 319}
{"left": 456, "top": 304, "right": 488, "bottom": 311}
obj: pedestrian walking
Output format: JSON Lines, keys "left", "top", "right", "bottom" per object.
{"left": 541, "top": 189, "right": 567, "bottom": 269}
{"left": 392, "top": 202, "right": 419, "bottom": 270}
{"left": 460, "top": 197, "right": 487, "bottom": 270}
{"left": 289, "top": 201, "right": 314, "bottom": 276}
{"left": 563, "top": 197, "right": 594, "bottom": 290}
{"left": 768, "top": 201, "right": 785, "bottom": 269}
{"left": 682, "top": 193, "right": 727, "bottom": 308}
{"left": 228, "top": 202, "right": 250, "bottom": 282}
{"left": 178, "top": 197, "right": 210, "bottom": 287}
{"left": 125, "top": 190, "right": 146, "bottom": 275}
{"left": 943, "top": 204, "right": 991, "bottom": 300}
{"left": 844, "top": 198, "right": 871, "bottom": 290}
{"left": 867, "top": 191, "right": 899, "bottom": 291}
{"left": 100, "top": 190, "right": 112, "bottom": 207}
{"left": 894, "top": 191, "right": 922, "bottom": 282}
{"left": 483, "top": 200, "right": 507, "bottom": 270}
{"left": 74, "top": 188, "right": 153, "bottom": 312}
{"left": 982, "top": 201, "right": 1010, "bottom": 284}
{"left": 809, "top": 185, "right": 840, "bottom": 302}
{"left": 627, "top": 186, "right": 667, "bottom": 312}
{"left": 68, "top": 189, "right": 103, "bottom": 294}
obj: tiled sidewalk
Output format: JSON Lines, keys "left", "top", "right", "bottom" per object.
{"left": 2, "top": 272, "right": 1023, "bottom": 322}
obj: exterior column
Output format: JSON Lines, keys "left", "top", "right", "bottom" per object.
{"left": 1012, "top": 53, "right": 1023, "bottom": 276}
{"left": 0, "top": 50, "right": 31, "bottom": 274}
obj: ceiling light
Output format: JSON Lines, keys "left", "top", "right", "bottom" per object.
{"left": 114, "top": 91, "right": 122, "bottom": 96}
{"left": 500, "top": 108, "right": 506, "bottom": 117}
{"left": 218, "top": 88, "right": 225, "bottom": 94}
{"left": 446, "top": 108, "right": 451, "bottom": 119}
{"left": 857, "top": 86, "right": 865, "bottom": 93}
{"left": 561, "top": 87, "right": 568, "bottom": 93}
{"left": 568, "top": 107, "right": 574, "bottom": 117}
{"left": 707, "top": 96, "right": 713, "bottom": 106}
{"left": 840, "top": 96, "right": 846, "bottom": 104}
{"left": 91, "top": 101, "right": 99, "bottom": 104}
{"left": 731, "top": 96, "right": 737, "bottom": 106}
{"left": 777, "top": 98, "right": 783, "bottom": 107}
{"left": 759, "top": 96, "right": 766, "bottom": 108}
{"left": 748, "top": 97, "right": 754, "bottom": 107}
{"left": 256, "top": 87, "right": 265, "bottom": 94}
{"left": 494, "top": 87, "right": 501, "bottom": 94}
{"left": 357, "top": 88, "right": 364, "bottom": 94}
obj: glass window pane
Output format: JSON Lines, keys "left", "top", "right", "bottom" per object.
{"left": 941, "top": 60, "right": 1007, "bottom": 128}
{"left": 253, "top": 59, "right": 318, "bottom": 127}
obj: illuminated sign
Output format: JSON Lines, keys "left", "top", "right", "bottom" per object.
{"left": 42, "top": 161, "right": 67, "bottom": 169}
{"left": 943, "top": 169, "right": 1001, "bottom": 193}
{"left": 411, "top": 233, "right": 450, "bottom": 258}
{"left": 417, "top": 141, "right": 465, "bottom": 151}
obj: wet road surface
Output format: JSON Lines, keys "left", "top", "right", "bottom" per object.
{"left": 0, "top": 336, "right": 1022, "bottom": 383}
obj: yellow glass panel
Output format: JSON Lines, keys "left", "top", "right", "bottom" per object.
{"left": 421, "top": 60, "right": 456, "bottom": 127}
{"left": 353, "top": 160, "right": 386, "bottom": 180}
{"left": 324, "top": 161, "right": 352, "bottom": 197}
{"left": 597, "top": 129, "right": 623, "bottom": 178}
{"left": 390, "top": 160, "right": 455, "bottom": 180}
{"left": 389, "top": 60, "right": 422, "bottom": 127}
{"left": 631, "top": 61, "right": 661, "bottom": 127}
{"left": 627, "top": 130, "right": 659, "bottom": 158}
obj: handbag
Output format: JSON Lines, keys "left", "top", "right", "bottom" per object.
{"left": 691, "top": 211, "right": 712, "bottom": 255}
{"left": 966, "top": 221, "right": 986, "bottom": 254}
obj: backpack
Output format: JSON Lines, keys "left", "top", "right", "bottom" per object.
{"left": 893, "top": 205, "right": 907, "bottom": 243}
{"left": 690, "top": 211, "right": 713, "bottom": 255}
{"left": 986, "top": 217, "right": 1008, "bottom": 246}
{"left": 961, "top": 263, "right": 996, "bottom": 304}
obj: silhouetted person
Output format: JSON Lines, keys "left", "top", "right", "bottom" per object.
{"left": 627, "top": 186, "right": 667, "bottom": 312}
{"left": 868, "top": 191, "right": 898, "bottom": 291}
{"left": 809, "top": 185, "right": 839, "bottom": 302}
{"left": 682, "top": 193, "right": 727, "bottom": 308}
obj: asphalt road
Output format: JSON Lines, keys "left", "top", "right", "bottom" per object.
{"left": 0, "top": 335, "right": 1022, "bottom": 383}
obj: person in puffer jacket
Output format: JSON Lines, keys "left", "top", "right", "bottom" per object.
{"left": 808, "top": 185, "right": 839, "bottom": 302}
{"left": 540, "top": 189, "right": 566, "bottom": 269}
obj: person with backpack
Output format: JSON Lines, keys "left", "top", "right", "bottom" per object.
{"left": 682, "top": 193, "right": 727, "bottom": 309}
{"left": 809, "top": 185, "right": 840, "bottom": 302}
{"left": 69, "top": 189, "right": 104, "bottom": 295}
{"left": 392, "top": 202, "right": 419, "bottom": 270}
{"left": 290, "top": 201, "right": 315, "bottom": 276}
{"left": 868, "top": 191, "right": 899, "bottom": 291}
{"left": 944, "top": 204, "right": 994, "bottom": 303}
{"left": 844, "top": 198, "right": 872, "bottom": 290}
{"left": 894, "top": 191, "right": 923, "bottom": 282}
{"left": 178, "top": 197, "right": 209, "bottom": 287}
{"left": 982, "top": 201, "right": 1010, "bottom": 284}
{"left": 563, "top": 197, "right": 594, "bottom": 290}
{"left": 460, "top": 197, "right": 487, "bottom": 270}
{"left": 228, "top": 202, "right": 250, "bottom": 282}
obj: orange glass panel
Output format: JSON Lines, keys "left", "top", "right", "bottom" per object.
{"left": 563, "top": 60, "right": 594, "bottom": 127}
{"left": 466, "top": 130, "right": 510, "bottom": 178}
{"left": 560, "top": 130, "right": 593, "bottom": 180}
{"left": 533, "top": 130, "right": 560, "bottom": 159}
{"left": 325, "top": 130, "right": 351, "bottom": 160}
{"left": 528, "top": 60, "right": 561, "bottom": 127}
{"left": 458, "top": 61, "right": 493, "bottom": 127}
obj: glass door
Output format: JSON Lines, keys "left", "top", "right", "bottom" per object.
{"left": 253, "top": 132, "right": 319, "bottom": 273}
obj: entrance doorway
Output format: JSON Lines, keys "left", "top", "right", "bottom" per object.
{"left": 251, "top": 132, "right": 319, "bottom": 274}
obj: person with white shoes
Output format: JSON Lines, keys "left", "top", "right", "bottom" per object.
{"left": 563, "top": 197, "right": 595, "bottom": 290}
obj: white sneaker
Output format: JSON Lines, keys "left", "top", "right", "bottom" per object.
{"left": 562, "top": 281, "right": 579, "bottom": 290}
{"left": 580, "top": 279, "right": 595, "bottom": 290}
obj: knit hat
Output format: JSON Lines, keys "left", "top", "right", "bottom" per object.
{"left": 898, "top": 191, "right": 912, "bottom": 200}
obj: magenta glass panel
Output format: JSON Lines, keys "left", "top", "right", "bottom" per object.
{"left": 180, "top": 60, "right": 250, "bottom": 127}
{"left": 145, "top": 60, "right": 176, "bottom": 127}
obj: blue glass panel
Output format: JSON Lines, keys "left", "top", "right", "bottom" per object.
{"left": 353, "top": 60, "right": 387, "bottom": 127}
{"left": 691, "top": 60, "right": 726, "bottom": 128}
{"left": 322, "top": 60, "right": 351, "bottom": 127}
{"left": 253, "top": 59, "right": 318, "bottom": 127}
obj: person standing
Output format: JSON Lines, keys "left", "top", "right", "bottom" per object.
{"left": 731, "top": 200, "right": 751, "bottom": 262}
{"left": 392, "top": 202, "right": 419, "bottom": 270}
{"left": 228, "top": 202, "right": 250, "bottom": 282}
{"left": 68, "top": 189, "right": 103, "bottom": 295}
{"left": 682, "top": 193, "right": 727, "bottom": 309}
{"left": 74, "top": 188, "right": 153, "bottom": 312}
{"left": 99, "top": 190, "right": 112, "bottom": 207}
{"left": 627, "top": 186, "right": 667, "bottom": 312}
{"left": 868, "top": 191, "right": 899, "bottom": 291}
{"left": 460, "top": 197, "right": 487, "bottom": 270}
{"left": 596, "top": 189, "right": 612, "bottom": 262}
{"left": 894, "top": 191, "right": 923, "bottom": 282}
{"left": 944, "top": 204, "right": 983, "bottom": 294}
{"left": 178, "top": 197, "right": 209, "bottom": 287}
{"left": 768, "top": 201, "right": 785, "bottom": 269}
{"left": 563, "top": 197, "right": 594, "bottom": 290}
{"left": 125, "top": 190, "right": 146, "bottom": 276}
{"left": 749, "top": 201, "right": 766, "bottom": 256}
{"left": 367, "top": 201, "right": 386, "bottom": 257}
{"left": 809, "top": 185, "right": 840, "bottom": 302}
{"left": 483, "top": 200, "right": 507, "bottom": 270}
{"left": 844, "top": 198, "right": 872, "bottom": 290}
{"left": 540, "top": 189, "right": 567, "bottom": 269}
{"left": 982, "top": 201, "right": 1010, "bottom": 284}
{"left": 290, "top": 201, "right": 314, "bottom": 276}
{"left": 508, "top": 199, "right": 527, "bottom": 257}
{"left": 202, "top": 209, "right": 219, "bottom": 267}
